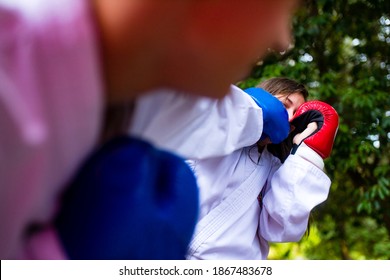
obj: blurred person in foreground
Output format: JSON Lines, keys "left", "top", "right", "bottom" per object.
{"left": 0, "top": 0, "right": 300, "bottom": 259}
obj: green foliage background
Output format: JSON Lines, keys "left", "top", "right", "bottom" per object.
{"left": 239, "top": 0, "right": 390, "bottom": 259}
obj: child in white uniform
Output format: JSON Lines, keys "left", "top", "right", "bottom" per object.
{"left": 129, "top": 78, "right": 338, "bottom": 259}
{"left": 187, "top": 78, "right": 329, "bottom": 259}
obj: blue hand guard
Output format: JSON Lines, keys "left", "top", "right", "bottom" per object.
{"left": 55, "top": 136, "right": 199, "bottom": 260}
{"left": 244, "top": 87, "right": 289, "bottom": 144}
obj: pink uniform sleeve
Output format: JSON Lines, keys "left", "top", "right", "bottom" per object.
{"left": 0, "top": 0, "right": 103, "bottom": 259}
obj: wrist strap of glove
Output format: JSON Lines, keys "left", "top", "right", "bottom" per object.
{"left": 292, "top": 142, "right": 324, "bottom": 170}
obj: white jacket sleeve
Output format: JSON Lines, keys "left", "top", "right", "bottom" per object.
{"left": 259, "top": 148, "right": 331, "bottom": 242}
{"left": 129, "top": 85, "right": 263, "bottom": 160}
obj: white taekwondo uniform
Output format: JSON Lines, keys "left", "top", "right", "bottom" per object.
{"left": 129, "top": 85, "right": 331, "bottom": 259}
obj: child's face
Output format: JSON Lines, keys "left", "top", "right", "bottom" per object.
{"left": 275, "top": 92, "right": 306, "bottom": 121}
{"left": 258, "top": 91, "right": 305, "bottom": 146}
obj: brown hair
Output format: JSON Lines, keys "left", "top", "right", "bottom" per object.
{"left": 257, "top": 77, "right": 309, "bottom": 101}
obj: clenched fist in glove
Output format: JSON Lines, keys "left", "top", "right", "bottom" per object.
{"left": 289, "top": 101, "right": 339, "bottom": 169}
{"left": 244, "top": 87, "right": 290, "bottom": 144}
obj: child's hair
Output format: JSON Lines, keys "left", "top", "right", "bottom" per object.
{"left": 258, "top": 77, "right": 309, "bottom": 101}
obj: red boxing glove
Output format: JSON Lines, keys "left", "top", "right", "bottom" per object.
{"left": 290, "top": 101, "right": 339, "bottom": 159}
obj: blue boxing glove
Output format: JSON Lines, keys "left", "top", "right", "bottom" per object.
{"left": 55, "top": 136, "right": 199, "bottom": 260}
{"left": 244, "top": 87, "right": 289, "bottom": 144}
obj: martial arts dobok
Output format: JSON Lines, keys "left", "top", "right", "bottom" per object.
{"left": 129, "top": 85, "right": 339, "bottom": 259}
